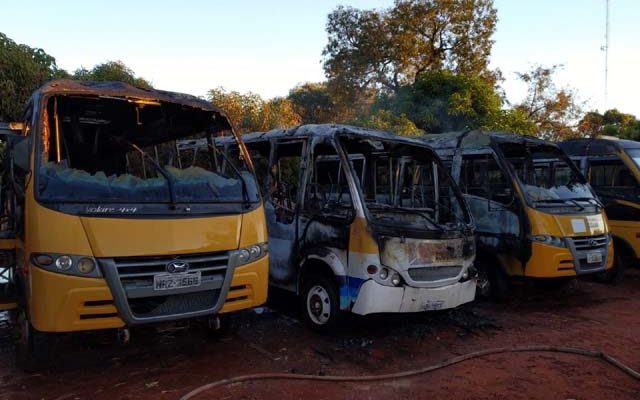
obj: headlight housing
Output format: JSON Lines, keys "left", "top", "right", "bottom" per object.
{"left": 368, "top": 266, "right": 404, "bottom": 287}
{"left": 32, "top": 253, "right": 102, "bottom": 278}
{"left": 234, "top": 243, "right": 268, "bottom": 266}
{"left": 530, "top": 235, "right": 567, "bottom": 248}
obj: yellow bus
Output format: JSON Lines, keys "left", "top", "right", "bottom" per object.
{"left": 423, "top": 131, "right": 614, "bottom": 299}
{"left": 560, "top": 137, "right": 640, "bottom": 281}
{"left": 0, "top": 80, "right": 268, "bottom": 369}
{"left": 229, "top": 125, "right": 476, "bottom": 332}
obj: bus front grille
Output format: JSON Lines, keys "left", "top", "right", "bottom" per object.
{"left": 102, "top": 251, "right": 234, "bottom": 323}
{"left": 408, "top": 266, "right": 462, "bottom": 281}
{"left": 572, "top": 235, "right": 608, "bottom": 251}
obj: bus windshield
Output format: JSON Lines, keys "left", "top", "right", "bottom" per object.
{"left": 37, "top": 95, "right": 253, "bottom": 205}
{"left": 339, "top": 136, "right": 470, "bottom": 231}
{"left": 500, "top": 143, "right": 597, "bottom": 208}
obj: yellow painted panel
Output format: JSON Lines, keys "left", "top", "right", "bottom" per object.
{"left": 29, "top": 267, "right": 124, "bottom": 332}
{"left": 349, "top": 217, "right": 378, "bottom": 255}
{"left": 527, "top": 207, "right": 609, "bottom": 237}
{"left": 220, "top": 256, "right": 268, "bottom": 314}
{"left": 525, "top": 242, "right": 576, "bottom": 278}
{"left": 608, "top": 213, "right": 640, "bottom": 259}
{"left": 80, "top": 214, "right": 242, "bottom": 257}
{"left": 239, "top": 206, "right": 268, "bottom": 247}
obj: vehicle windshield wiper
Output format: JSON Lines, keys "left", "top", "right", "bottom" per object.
{"left": 367, "top": 203, "right": 445, "bottom": 232}
{"left": 126, "top": 141, "right": 177, "bottom": 208}
{"left": 206, "top": 143, "right": 249, "bottom": 205}
{"left": 532, "top": 197, "right": 600, "bottom": 209}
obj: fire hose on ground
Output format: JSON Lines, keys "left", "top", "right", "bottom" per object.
{"left": 180, "top": 345, "right": 640, "bottom": 399}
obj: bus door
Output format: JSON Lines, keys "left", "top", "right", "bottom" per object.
{"left": 266, "top": 139, "right": 307, "bottom": 287}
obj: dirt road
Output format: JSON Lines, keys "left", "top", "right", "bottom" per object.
{"left": 1, "top": 271, "right": 639, "bottom": 400}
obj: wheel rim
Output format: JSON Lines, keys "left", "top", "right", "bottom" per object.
{"left": 306, "top": 285, "right": 331, "bottom": 325}
{"left": 477, "top": 271, "right": 491, "bottom": 297}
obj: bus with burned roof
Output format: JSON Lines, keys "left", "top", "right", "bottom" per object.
{"left": 0, "top": 80, "right": 268, "bottom": 369}
{"left": 422, "top": 131, "right": 613, "bottom": 299}
{"left": 560, "top": 137, "right": 640, "bottom": 281}
{"left": 218, "top": 124, "right": 476, "bottom": 331}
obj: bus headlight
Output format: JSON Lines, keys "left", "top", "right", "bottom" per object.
{"left": 390, "top": 272, "right": 402, "bottom": 287}
{"left": 235, "top": 243, "right": 268, "bottom": 266}
{"left": 32, "top": 253, "right": 102, "bottom": 278}
{"left": 77, "top": 258, "right": 96, "bottom": 274}
{"left": 530, "top": 235, "right": 567, "bottom": 248}
{"left": 55, "top": 255, "right": 73, "bottom": 271}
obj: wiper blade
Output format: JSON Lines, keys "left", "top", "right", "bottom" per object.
{"left": 126, "top": 141, "right": 177, "bottom": 208}
{"left": 206, "top": 143, "right": 249, "bottom": 205}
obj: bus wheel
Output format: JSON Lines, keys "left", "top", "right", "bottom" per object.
{"left": 300, "top": 273, "right": 339, "bottom": 333}
{"left": 15, "top": 309, "right": 52, "bottom": 371}
{"left": 595, "top": 248, "right": 627, "bottom": 284}
{"left": 476, "top": 260, "right": 510, "bottom": 301}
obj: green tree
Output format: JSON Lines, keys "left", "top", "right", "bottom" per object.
{"left": 208, "top": 87, "right": 301, "bottom": 133}
{"left": 322, "top": 0, "right": 498, "bottom": 100}
{"left": 0, "top": 32, "right": 67, "bottom": 121}
{"left": 372, "top": 70, "right": 535, "bottom": 134}
{"left": 73, "top": 60, "right": 151, "bottom": 88}
{"left": 578, "top": 109, "right": 640, "bottom": 140}
{"left": 351, "top": 109, "right": 423, "bottom": 136}
{"left": 288, "top": 82, "right": 340, "bottom": 124}
{"left": 513, "top": 65, "right": 582, "bottom": 140}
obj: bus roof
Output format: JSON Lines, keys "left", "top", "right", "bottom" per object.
{"left": 232, "top": 124, "right": 438, "bottom": 149}
{"left": 34, "top": 79, "right": 230, "bottom": 118}
{"left": 560, "top": 137, "right": 640, "bottom": 156}
{"left": 421, "top": 130, "right": 552, "bottom": 152}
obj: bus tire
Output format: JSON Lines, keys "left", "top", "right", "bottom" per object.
{"left": 300, "top": 273, "right": 340, "bottom": 334}
{"left": 15, "top": 309, "right": 52, "bottom": 371}
{"left": 476, "top": 259, "right": 510, "bottom": 301}
{"left": 595, "top": 247, "right": 627, "bottom": 284}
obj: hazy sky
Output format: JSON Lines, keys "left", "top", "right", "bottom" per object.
{"left": 2, "top": 0, "right": 638, "bottom": 115}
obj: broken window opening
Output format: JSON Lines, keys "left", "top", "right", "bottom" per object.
{"left": 38, "top": 95, "right": 253, "bottom": 205}
{"left": 339, "top": 136, "right": 469, "bottom": 230}
{"left": 500, "top": 143, "right": 595, "bottom": 210}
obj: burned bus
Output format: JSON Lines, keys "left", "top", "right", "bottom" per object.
{"left": 422, "top": 131, "right": 613, "bottom": 299}
{"left": 218, "top": 124, "right": 476, "bottom": 331}
{"left": 0, "top": 80, "right": 269, "bottom": 369}
{"left": 560, "top": 137, "right": 640, "bottom": 280}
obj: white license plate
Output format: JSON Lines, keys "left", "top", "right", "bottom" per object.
{"left": 586, "top": 251, "right": 603, "bottom": 264}
{"left": 153, "top": 271, "right": 201, "bottom": 291}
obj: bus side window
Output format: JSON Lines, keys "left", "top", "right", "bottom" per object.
{"left": 589, "top": 158, "right": 636, "bottom": 201}
{"left": 304, "top": 147, "right": 353, "bottom": 216}
{"left": 270, "top": 141, "right": 304, "bottom": 223}
{"left": 244, "top": 142, "right": 271, "bottom": 196}
{"left": 460, "top": 155, "right": 513, "bottom": 205}
{"left": 590, "top": 159, "right": 634, "bottom": 187}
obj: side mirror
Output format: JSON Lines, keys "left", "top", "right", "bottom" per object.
{"left": 10, "top": 136, "right": 31, "bottom": 172}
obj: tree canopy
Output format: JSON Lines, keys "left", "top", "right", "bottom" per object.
{"left": 208, "top": 88, "right": 301, "bottom": 134}
{"left": 0, "top": 33, "right": 67, "bottom": 121}
{"left": 513, "top": 65, "right": 582, "bottom": 140}
{"left": 322, "top": 0, "right": 498, "bottom": 99}
{"left": 73, "top": 60, "right": 151, "bottom": 88}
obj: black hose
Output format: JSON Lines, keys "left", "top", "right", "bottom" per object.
{"left": 180, "top": 345, "right": 640, "bottom": 400}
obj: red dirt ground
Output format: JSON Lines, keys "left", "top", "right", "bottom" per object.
{"left": 0, "top": 271, "right": 639, "bottom": 400}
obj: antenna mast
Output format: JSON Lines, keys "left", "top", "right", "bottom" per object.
{"left": 603, "top": 0, "right": 610, "bottom": 110}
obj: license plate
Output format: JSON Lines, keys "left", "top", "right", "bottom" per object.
{"left": 153, "top": 271, "right": 201, "bottom": 291}
{"left": 586, "top": 251, "right": 602, "bottom": 264}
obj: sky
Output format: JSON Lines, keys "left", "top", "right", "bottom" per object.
{"left": 2, "top": 0, "right": 639, "bottom": 115}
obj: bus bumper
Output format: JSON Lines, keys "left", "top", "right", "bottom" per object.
{"left": 29, "top": 256, "right": 268, "bottom": 333}
{"left": 351, "top": 279, "right": 476, "bottom": 315}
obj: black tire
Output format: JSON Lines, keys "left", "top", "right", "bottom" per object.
{"left": 300, "top": 273, "right": 340, "bottom": 333}
{"left": 15, "top": 308, "right": 52, "bottom": 371}
{"left": 475, "top": 259, "right": 510, "bottom": 301}
{"left": 595, "top": 247, "right": 627, "bottom": 284}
